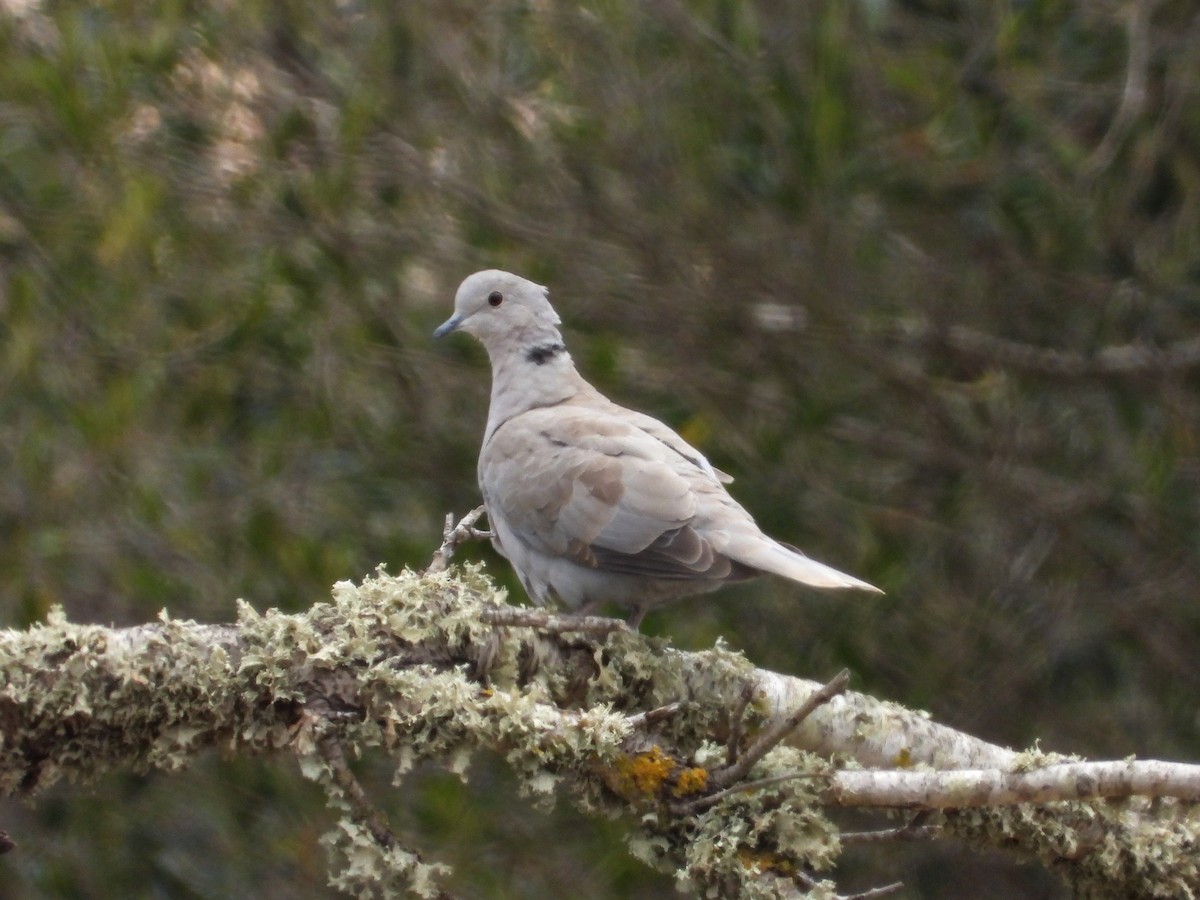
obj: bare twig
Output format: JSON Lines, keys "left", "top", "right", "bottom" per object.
{"left": 794, "top": 870, "right": 904, "bottom": 900}
{"left": 844, "top": 883, "right": 905, "bottom": 899}
{"left": 791, "top": 869, "right": 824, "bottom": 894}
{"left": 673, "top": 772, "right": 819, "bottom": 817}
{"left": 842, "top": 813, "right": 939, "bottom": 844}
{"left": 841, "top": 824, "right": 940, "bottom": 844}
{"left": 425, "top": 507, "right": 492, "bottom": 574}
{"left": 726, "top": 681, "right": 756, "bottom": 767}
{"left": 479, "top": 605, "right": 629, "bottom": 635}
{"left": 626, "top": 702, "right": 683, "bottom": 730}
{"left": 710, "top": 669, "right": 851, "bottom": 791}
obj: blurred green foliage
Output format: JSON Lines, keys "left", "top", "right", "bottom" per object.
{"left": 1, "top": 0, "right": 1198, "bottom": 896}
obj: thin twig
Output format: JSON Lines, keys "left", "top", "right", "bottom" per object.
{"left": 726, "top": 681, "right": 756, "bottom": 767}
{"left": 841, "top": 810, "right": 935, "bottom": 846}
{"left": 793, "top": 870, "right": 904, "bottom": 900}
{"left": 672, "top": 771, "right": 820, "bottom": 817}
{"left": 844, "top": 883, "right": 905, "bottom": 899}
{"left": 841, "top": 823, "right": 940, "bottom": 844}
{"left": 626, "top": 702, "right": 683, "bottom": 730}
{"left": 710, "top": 669, "right": 851, "bottom": 791}
{"left": 480, "top": 605, "right": 629, "bottom": 635}
{"left": 792, "top": 870, "right": 823, "bottom": 893}
{"left": 425, "top": 507, "right": 492, "bottom": 574}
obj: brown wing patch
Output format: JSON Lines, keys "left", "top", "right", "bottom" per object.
{"left": 577, "top": 462, "right": 624, "bottom": 506}
{"left": 483, "top": 405, "right": 719, "bottom": 568}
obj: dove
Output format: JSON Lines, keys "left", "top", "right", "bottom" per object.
{"left": 435, "top": 269, "right": 880, "bottom": 626}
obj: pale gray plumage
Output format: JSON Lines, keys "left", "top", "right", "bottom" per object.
{"left": 435, "top": 269, "right": 880, "bottom": 625}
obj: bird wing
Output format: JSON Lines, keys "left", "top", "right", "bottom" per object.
{"left": 615, "top": 406, "right": 735, "bottom": 484}
{"left": 480, "top": 403, "right": 748, "bottom": 581}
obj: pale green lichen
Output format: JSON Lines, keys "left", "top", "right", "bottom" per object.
{"left": 944, "top": 798, "right": 1200, "bottom": 899}
{"left": 622, "top": 743, "right": 841, "bottom": 898}
{"left": 322, "top": 818, "right": 451, "bottom": 900}
{"left": 283, "top": 567, "right": 847, "bottom": 897}
{"left": 0, "top": 606, "right": 246, "bottom": 794}
{"left": 1010, "top": 745, "right": 1084, "bottom": 772}
{"left": 4, "top": 564, "right": 1198, "bottom": 898}
{"left": 942, "top": 744, "right": 1198, "bottom": 898}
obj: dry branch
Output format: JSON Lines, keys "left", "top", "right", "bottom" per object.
{"left": 825, "top": 760, "right": 1200, "bottom": 808}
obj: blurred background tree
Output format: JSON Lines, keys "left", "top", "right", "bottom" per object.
{"left": 0, "top": 0, "right": 1197, "bottom": 896}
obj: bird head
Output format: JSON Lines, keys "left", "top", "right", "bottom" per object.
{"left": 434, "top": 270, "right": 563, "bottom": 352}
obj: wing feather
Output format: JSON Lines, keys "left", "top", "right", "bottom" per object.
{"left": 481, "top": 405, "right": 735, "bottom": 580}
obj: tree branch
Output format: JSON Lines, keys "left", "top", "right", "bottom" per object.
{"left": 0, "top": 564, "right": 1197, "bottom": 896}
{"left": 824, "top": 760, "right": 1200, "bottom": 807}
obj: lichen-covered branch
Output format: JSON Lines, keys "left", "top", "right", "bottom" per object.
{"left": 1, "top": 566, "right": 1198, "bottom": 897}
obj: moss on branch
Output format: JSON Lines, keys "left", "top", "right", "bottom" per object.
{"left": 0, "top": 567, "right": 1197, "bottom": 898}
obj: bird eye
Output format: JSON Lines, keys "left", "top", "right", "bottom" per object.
{"left": 488, "top": 291, "right": 503, "bottom": 307}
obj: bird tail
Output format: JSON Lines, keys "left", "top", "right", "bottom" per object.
{"left": 727, "top": 537, "right": 882, "bottom": 593}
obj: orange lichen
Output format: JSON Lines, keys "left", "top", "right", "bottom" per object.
{"left": 736, "top": 847, "right": 795, "bottom": 875}
{"left": 609, "top": 748, "right": 711, "bottom": 800}
{"left": 613, "top": 746, "right": 676, "bottom": 797}
{"left": 672, "top": 766, "right": 709, "bottom": 797}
